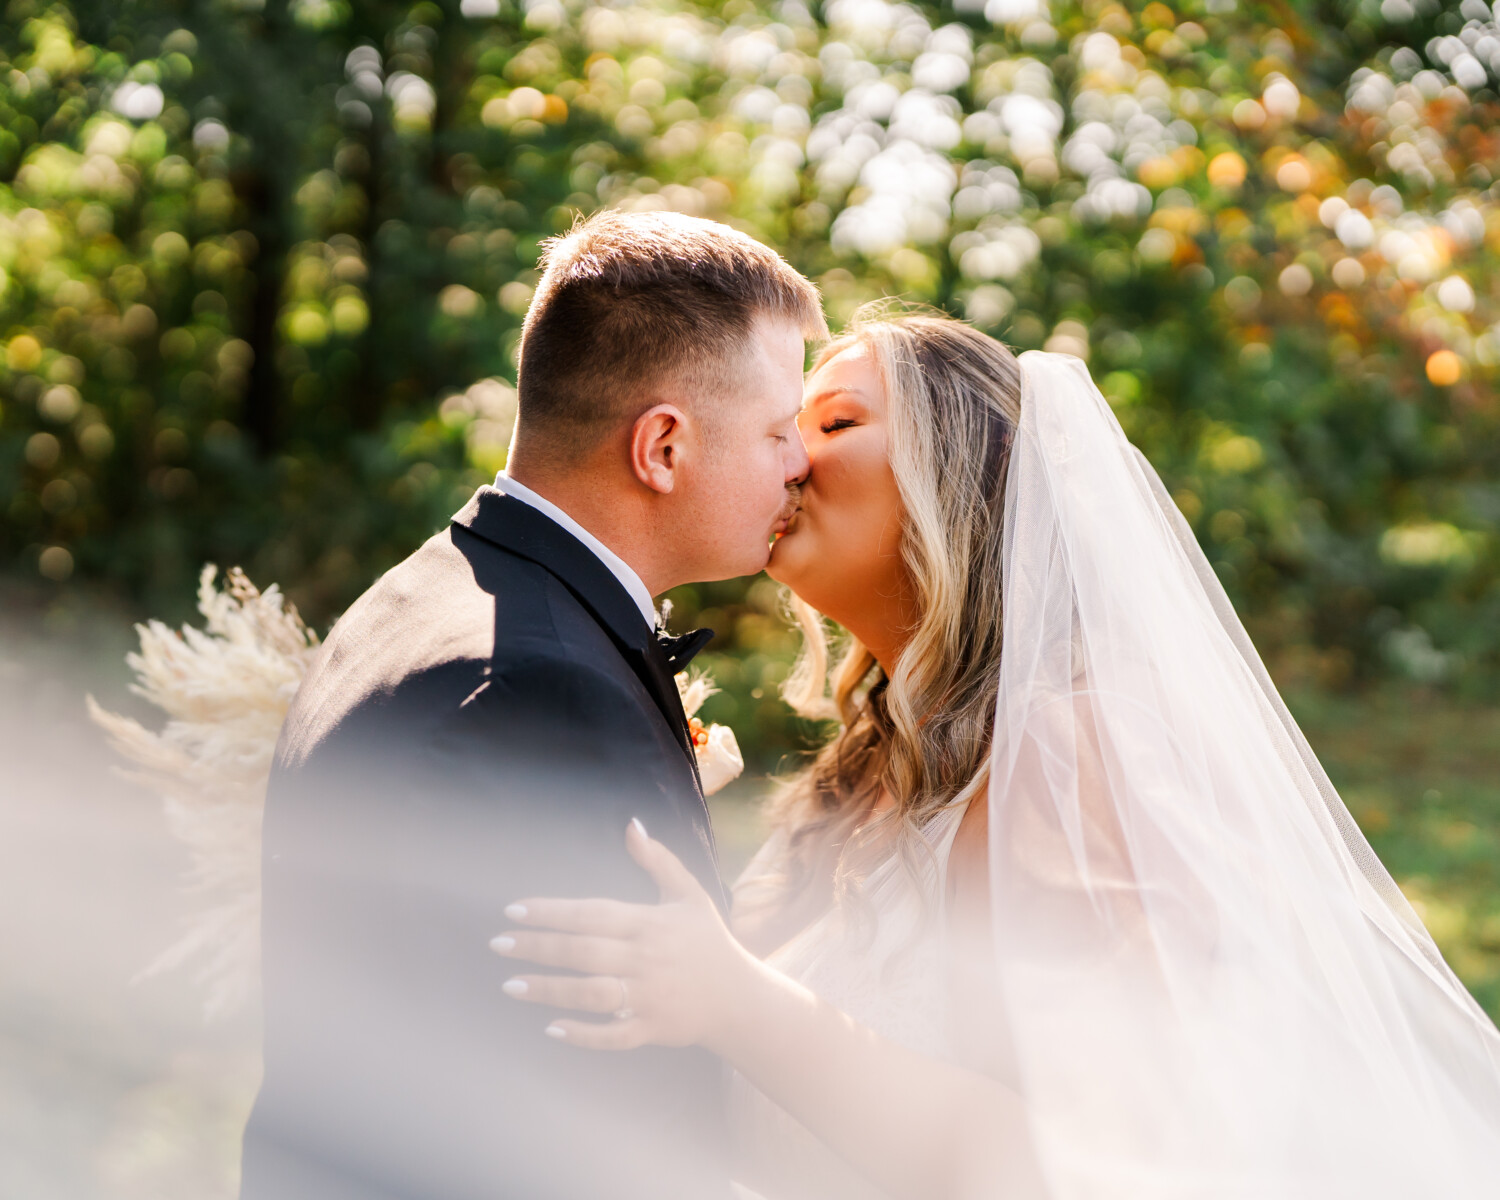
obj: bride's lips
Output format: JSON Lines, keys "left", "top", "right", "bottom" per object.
{"left": 770, "top": 508, "right": 801, "bottom": 541}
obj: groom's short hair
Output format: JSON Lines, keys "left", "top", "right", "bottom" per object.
{"left": 515, "top": 209, "right": 825, "bottom": 451}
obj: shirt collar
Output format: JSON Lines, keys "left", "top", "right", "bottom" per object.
{"left": 493, "top": 473, "right": 657, "bottom": 630}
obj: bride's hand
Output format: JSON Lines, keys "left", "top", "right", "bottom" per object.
{"left": 489, "top": 818, "right": 759, "bottom": 1053}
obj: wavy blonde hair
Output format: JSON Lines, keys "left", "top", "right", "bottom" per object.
{"left": 764, "top": 306, "right": 1022, "bottom": 911}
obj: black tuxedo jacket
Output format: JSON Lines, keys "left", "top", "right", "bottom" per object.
{"left": 240, "top": 486, "right": 729, "bottom": 1200}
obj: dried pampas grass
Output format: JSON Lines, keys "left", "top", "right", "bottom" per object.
{"left": 675, "top": 668, "right": 716, "bottom": 720}
{"left": 87, "top": 565, "right": 319, "bottom": 1020}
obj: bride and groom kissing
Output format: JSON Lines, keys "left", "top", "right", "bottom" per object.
{"left": 240, "top": 210, "right": 1500, "bottom": 1200}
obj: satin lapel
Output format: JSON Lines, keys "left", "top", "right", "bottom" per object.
{"left": 632, "top": 641, "right": 706, "bottom": 798}
{"left": 451, "top": 487, "right": 703, "bottom": 786}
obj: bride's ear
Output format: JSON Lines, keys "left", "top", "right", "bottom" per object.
{"left": 629, "top": 403, "right": 689, "bottom": 495}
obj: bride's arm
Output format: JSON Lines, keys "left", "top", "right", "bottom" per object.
{"left": 491, "top": 820, "right": 1047, "bottom": 1200}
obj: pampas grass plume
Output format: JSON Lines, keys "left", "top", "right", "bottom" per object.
{"left": 87, "top": 565, "right": 319, "bottom": 1020}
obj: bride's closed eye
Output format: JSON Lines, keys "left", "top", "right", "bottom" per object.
{"left": 820, "top": 417, "right": 857, "bottom": 434}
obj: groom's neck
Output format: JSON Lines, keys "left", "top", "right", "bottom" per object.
{"left": 505, "top": 459, "right": 670, "bottom": 596}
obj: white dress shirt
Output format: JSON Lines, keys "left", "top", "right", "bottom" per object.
{"left": 492, "top": 473, "right": 657, "bottom": 630}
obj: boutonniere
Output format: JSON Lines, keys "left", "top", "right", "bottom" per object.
{"left": 675, "top": 669, "right": 744, "bottom": 796}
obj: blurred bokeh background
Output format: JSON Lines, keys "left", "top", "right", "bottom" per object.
{"left": 2, "top": 0, "right": 1499, "bottom": 1193}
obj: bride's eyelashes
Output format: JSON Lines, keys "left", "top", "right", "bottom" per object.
{"left": 819, "top": 417, "right": 856, "bottom": 435}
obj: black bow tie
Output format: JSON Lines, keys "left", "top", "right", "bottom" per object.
{"left": 655, "top": 626, "right": 715, "bottom": 673}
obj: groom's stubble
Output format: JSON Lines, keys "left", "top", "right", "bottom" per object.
{"left": 779, "top": 482, "right": 802, "bottom": 525}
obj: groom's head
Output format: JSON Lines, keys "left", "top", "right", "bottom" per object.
{"left": 509, "top": 209, "right": 826, "bottom": 588}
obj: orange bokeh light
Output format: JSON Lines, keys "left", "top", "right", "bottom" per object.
{"left": 1426, "top": 349, "right": 1464, "bottom": 386}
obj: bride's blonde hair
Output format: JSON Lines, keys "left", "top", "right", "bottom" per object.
{"left": 767, "top": 305, "right": 1022, "bottom": 906}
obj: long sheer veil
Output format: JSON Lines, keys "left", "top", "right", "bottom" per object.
{"left": 987, "top": 351, "right": 1500, "bottom": 1196}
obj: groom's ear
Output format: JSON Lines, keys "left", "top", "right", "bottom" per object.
{"left": 628, "top": 403, "right": 689, "bottom": 495}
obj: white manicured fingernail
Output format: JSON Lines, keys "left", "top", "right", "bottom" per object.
{"left": 630, "top": 817, "right": 647, "bottom": 838}
{"left": 545, "top": 1024, "right": 567, "bottom": 1040}
{"left": 502, "top": 978, "right": 528, "bottom": 997}
{"left": 504, "top": 903, "right": 527, "bottom": 921}
{"left": 489, "top": 936, "right": 515, "bottom": 953}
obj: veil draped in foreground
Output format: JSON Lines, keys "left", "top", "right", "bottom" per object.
{"left": 989, "top": 351, "right": 1500, "bottom": 1196}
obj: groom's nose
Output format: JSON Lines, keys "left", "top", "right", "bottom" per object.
{"left": 784, "top": 431, "right": 810, "bottom": 487}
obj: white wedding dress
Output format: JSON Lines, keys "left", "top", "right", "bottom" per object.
{"left": 729, "top": 802, "right": 968, "bottom": 1200}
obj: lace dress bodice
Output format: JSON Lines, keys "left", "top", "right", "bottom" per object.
{"left": 728, "top": 803, "right": 969, "bottom": 1200}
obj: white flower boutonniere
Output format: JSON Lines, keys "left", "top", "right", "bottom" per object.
{"left": 675, "top": 669, "right": 744, "bottom": 796}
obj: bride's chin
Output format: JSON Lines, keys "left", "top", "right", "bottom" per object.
{"left": 766, "top": 532, "right": 802, "bottom": 582}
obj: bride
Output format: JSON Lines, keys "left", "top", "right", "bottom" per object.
{"left": 490, "top": 309, "right": 1500, "bottom": 1197}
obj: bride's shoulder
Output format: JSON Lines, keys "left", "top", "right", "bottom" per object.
{"left": 730, "top": 826, "right": 795, "bottom": 948}
{"left": 946, "top": 797, "right": 990, "bottom": 929}
{"left": 730, "top": 823, "right": 839, "bottom": 959}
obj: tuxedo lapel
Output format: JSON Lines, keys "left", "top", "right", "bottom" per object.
{"left": 633, "top": 640, "right": 705, "bottom": 796}
{"left": 451, "top": 487, "right": 703, "bottom": 786}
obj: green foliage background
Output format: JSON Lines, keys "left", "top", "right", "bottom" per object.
{"left": 2, "top": 0, "right": 1499, "bottom": 1003}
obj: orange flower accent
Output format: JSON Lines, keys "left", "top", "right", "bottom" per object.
{"left": 688, "top": 716, "right": 710, "bottom": 749}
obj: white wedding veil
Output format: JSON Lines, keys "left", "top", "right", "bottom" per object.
{"left": 987, "top": 351, "right": 1500, "bottom": 1196}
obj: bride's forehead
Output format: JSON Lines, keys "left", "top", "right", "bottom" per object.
{"left": 803, "top": 344, "right": 876, "bottom": 394}
{"left": 814, "top": 340, "right": 871, "bottom": 370}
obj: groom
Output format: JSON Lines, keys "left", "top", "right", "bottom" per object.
{"left": 240, "top": 210, "right": 825, "bottom": 1199}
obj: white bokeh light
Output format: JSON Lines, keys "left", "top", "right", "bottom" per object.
{"left": 111, "top": 82, "right": 164, "bottom": 121}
